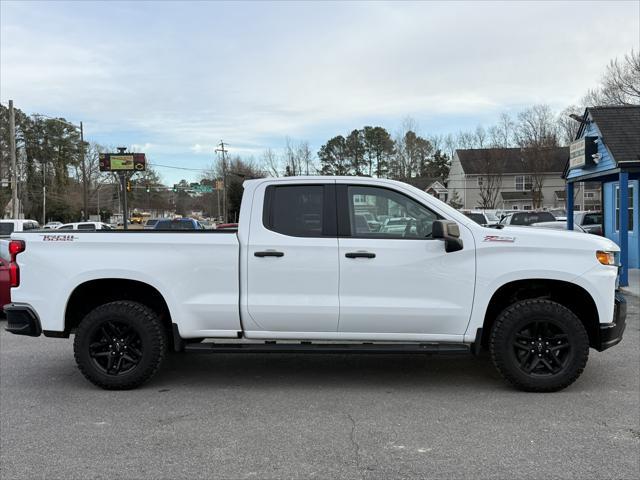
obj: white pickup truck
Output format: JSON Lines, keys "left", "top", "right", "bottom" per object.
{"left": 3, "top": 177, "right": 626, "bottom": 392}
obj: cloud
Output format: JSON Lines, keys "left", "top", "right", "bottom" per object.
{"left": 1, "top": 0, "right": 638, "bottom": 184}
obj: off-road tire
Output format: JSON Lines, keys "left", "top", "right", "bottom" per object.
{"left": 74, "top": 301, "right": 167, "bottom": 390}
{"left": 490, "top": 299, "right": 589, "bottom": 392}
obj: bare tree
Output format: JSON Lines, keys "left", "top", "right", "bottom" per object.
{"left": 262, "top": 148, "right": 281, "bottom": 177}
{"left": 476, "top": 149, "right": 505, "bottom": 209}
{"left": 583, "top": 49, "right": 640, "bottom": 106}
{"left": 488, "top": 113, "right": 515, "bottom": 148}
{"left": 515, "top": 105, "right": 560, "bottom": 208}
{"left": 557, "top": 105, "right": 583, "bottom": 145}
{"left": 474, "top": 125, "right": 487, "bottom": 148}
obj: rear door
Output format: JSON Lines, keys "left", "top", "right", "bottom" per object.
{"left": 336, "top": 183, "right": 476, "bottom": 337}
{"left": 245, "top": 181, "right": 339, "bottom": 333}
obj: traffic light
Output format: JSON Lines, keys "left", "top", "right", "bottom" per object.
{"left": 172, "top": 185, "right": 177, "bottom": 193}
{"left": 126, "top": 180, "right": 131, "bottom": 192}
{"left": 146, "top": 186, "right": 150, "bottom": 193}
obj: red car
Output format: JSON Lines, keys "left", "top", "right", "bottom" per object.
{"left": 0, "top": 258, "right": 10, "bottom": 316}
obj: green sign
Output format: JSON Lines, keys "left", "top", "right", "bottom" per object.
{"left": 193, "top": 184, "right": 214, "bottom": 193}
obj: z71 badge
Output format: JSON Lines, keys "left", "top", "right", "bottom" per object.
{"left": 41, "top": 234, "right": 78, "bottom": 242}
{"left": 483, "top": 235, "right": 515, "bottom": 243}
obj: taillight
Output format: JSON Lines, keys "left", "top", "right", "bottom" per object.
{"left": 9, "top": 240, "right": 25, "bottom": 288}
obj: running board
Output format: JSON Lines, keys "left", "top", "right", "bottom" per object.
{"left": 184, "top": 342, "right": 471, "bottom": 354}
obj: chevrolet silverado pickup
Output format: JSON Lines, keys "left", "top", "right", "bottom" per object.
{"left": 2, "top": 177, "right": 626, "bottom": 391}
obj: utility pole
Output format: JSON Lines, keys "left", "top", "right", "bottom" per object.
{"left": 80, "top": 121, "right": 88, "bottom": 221}
{"left": 215, "top": 140, "right": 229, "bottom": 222}
{"left": 42, "top": 162, "right": 46, "bottom": 224}
{"left": 8, "top": 100, "right": 18, "bottom": 218}
{"left": 117, "top": 147, "right": 128, "bottom": 230}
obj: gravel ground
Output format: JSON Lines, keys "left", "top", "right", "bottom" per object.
{"left": 1, "top": 293, "right": 638, "bottom": 480}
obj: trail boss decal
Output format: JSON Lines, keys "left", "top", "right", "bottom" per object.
{"left": 41, "top": 234, "right": 78, "bottom": 242}
{"left": 483, "top": 235, "right": 516, "bottom": 243}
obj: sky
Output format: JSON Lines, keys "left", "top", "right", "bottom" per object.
{"left": 1, "top": 0, "right": 639, "bottom": 184}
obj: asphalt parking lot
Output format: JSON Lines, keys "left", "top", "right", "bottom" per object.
{"left": 1, "top": 294, "right": 638, "bottom": 480}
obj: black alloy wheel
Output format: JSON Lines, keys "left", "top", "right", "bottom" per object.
{"left": 511, "top": 321, "right": 571, "bottom": 376}
{"left": 74, "top": 301, "right": 167, "bottom": 390}
{"left": 88, "top": 320, "right": 144, "bottom": 376}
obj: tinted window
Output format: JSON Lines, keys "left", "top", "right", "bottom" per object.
{"left": 348, "top": 186, "right": 439, "bottom": 239}
{"left": 77, "top": 223, "right": 97, "bottom": 231}
{"left": 0, "top": 223, "right": 14, "bottom": 235}
{"left": 511, "top": 212, "right": 555, "bottom": 226}
{"left": 464, "top": 213, "right": 487, "bottom": 225}
{"left": 58, "top": 225, "right": 73, "bottom": 230}
{"left": 145, "top": 219, "right": 159, "bottom": 227}
{"left": 583, "top": 213, "right": 602, "bottom": 225}
{"left": 154, "top": 219, "right": 197, "bottom": 230}
{"left": 266, "top": 185, "right": 323, "bottom": 237}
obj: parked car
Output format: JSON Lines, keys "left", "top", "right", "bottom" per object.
{"left": 143, "top": 218, "right": 161, "bottom": 230}
{"left": 461, "top": 210, "right": 491, "bottom": 226}
{"left": 153, "top": 218, "right": 204, "bottom": 230}
{"left": 499, "top": 211, "right": 556, "bottom": 226}
{"left": 3, "top": 176, "right": 625, "bottom": 393}
{"left": 0, "top": 257, "right": 9, "bottom": 317}
{"left": 43, "top": 221, "right": 63, "bottom": 229}
{"left": 548, "top": 209, "right": 567, "bottom": 221}
{"left": 531, "top": 221, "right": 587, "bottom": 233}
{"left": 573, "top": 211, "right": 603, "bottom": 236}
{"left": 0, "top": 219, "right": 40, "bottom": 238}
{"left": 57, "top": 222, "right": 113, "bottom": 231}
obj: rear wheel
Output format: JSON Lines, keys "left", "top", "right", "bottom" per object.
{"left": 73, "top": 301, "right": 167, "bottom": 390}
{"left": 490, "top": 299, "right": 589, "bottom": 392}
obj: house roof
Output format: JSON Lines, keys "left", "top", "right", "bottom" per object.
{"left": 401, "top": 176, "right": 443, "bottom": 191}
{"left": 456, "top": 147, "right": 569, "bottom": 175}
{"left": 587, "top": 106, "right": 640, "bottom": 164}
{"left": 426, "top": 181, "right": 448, "bottom": 193}
{"left": 501, "top": 191, "right": 541, "bottom": 201}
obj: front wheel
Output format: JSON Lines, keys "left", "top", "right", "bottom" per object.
{"left": 74, "top": 301, "right": 167, "bottom": 390}
{"left": 490, "top": 299, "right": 589, "bottom": 392}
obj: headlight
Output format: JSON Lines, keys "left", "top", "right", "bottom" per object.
{"left": 596, "top": 250, "right": 616, "bottom": 266}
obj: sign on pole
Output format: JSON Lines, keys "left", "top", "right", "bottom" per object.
{"left": 99, "top": 153, "right": 146, "bottom": 172}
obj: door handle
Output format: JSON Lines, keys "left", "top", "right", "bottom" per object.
{"left": 345, "top": 252, "right": 376, "bottom": 259}
{"left": 254, "top": 251, "right": 284, "bottom": 257}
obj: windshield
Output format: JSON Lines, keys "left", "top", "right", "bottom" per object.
{"left": 0, "top": 223, "right": 15, "bottom": 235}
{"left": 145, "top": 219, "right": 159, "bottom": 226}
{"left": 484, "top": 212, "right": 498, "bottom": 221}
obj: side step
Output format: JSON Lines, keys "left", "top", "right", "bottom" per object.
{"left": 184, "top": 342, "right": 471, "bottom": 354}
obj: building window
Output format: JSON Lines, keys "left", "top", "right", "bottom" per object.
{"left": 515, "top": 175, "right": 533, "bottom": 191}
{"left": 523, "top": 205, "right": 532, "bottom": 210}
{"left": 615, "top": 185, "right": 634, "bottom": 231}
{"left": 477, "top": 176, "right": 484, "bottom": 187}
{"left": 584, "top": 192, "right": 595, "bottom": 199}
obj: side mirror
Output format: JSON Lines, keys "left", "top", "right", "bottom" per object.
{"left": 432, "top": 220, "right": 464, "bottom": 253}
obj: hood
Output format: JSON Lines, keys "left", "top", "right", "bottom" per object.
{"left": 490, "top": 225, "right": 620, "bottom": 252}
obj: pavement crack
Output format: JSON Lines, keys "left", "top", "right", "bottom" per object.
{"left": 346, "top": 413, "right": 362, "bottom": 471}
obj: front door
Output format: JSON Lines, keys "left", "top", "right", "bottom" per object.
{"left": 246, "top": 182, "right": 339, "bottom": 334}
{"left": 337, "top": 184, "right": 475, "bottom": 337}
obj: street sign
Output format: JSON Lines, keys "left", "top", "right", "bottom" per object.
{"left": 194, "top": 185, "right": 214, "bottom": 193}
{"left": 99, "top": 153, "right": 146, "bottom": 172}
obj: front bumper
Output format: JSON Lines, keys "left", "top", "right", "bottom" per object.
{"left": 596, "top": 292, "right": 627, "bottom": 352}
{"left": 4, "top": 303, "right": 41, "bottom": 337}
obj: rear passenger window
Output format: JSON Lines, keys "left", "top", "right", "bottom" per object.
{"left": 265, "top": 185, "right": 324, "bottom": 237}
{"left": 77, "top": 224, "right": 96, "bottom": 231}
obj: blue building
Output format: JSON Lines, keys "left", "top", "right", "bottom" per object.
{"left": 564, "top": 106, "right": 640, "bottom": 286}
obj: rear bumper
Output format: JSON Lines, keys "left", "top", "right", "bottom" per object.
{"left": 595, "top": 292, "right": 627, "bottom": 352}
{"left": 4, "top": 303, "right": 41, "bottom": 337}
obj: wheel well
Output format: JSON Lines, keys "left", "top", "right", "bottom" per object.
{"left": 65, "top": 279, "right": 173, "bottom": 346}
{"left": 481, "top": 279, "right": 599, "bottom": 349}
